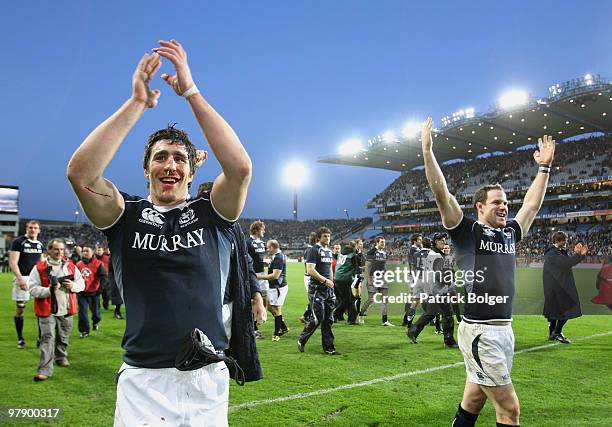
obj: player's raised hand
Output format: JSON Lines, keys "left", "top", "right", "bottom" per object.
{"left": 131, "top": 53, "right": 162, "bottom": 108}
{"left": 421, "top": 117, "right": 434, "bottom": 152}
{"left": 534, "top": 135, "right": 556, "bottom": 166}
{"left": 153, "top": 39, "right": 196, "bottom": 97}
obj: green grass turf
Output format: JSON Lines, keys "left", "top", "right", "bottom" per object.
{"left": 0, "top": 265, "right": 610, "bottom": 426}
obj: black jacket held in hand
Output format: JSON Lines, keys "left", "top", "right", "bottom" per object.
{"left": 225, "top": 222, "right": 263, "bottom": 382}
{"left": 542, "top": 245, "right": 584, "bottom": 320}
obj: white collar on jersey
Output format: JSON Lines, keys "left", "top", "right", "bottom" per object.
{"left": 476, "top": 220, "right": 503, "bottom": 231}
{"left": 146, "top": 194, "right": 192, "bottom": 212}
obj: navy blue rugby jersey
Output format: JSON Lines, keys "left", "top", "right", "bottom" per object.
{"left": 306, "top": 244, "right": 333, "bottom": 287}
{"left": 246, "top": 236, "right": 266, "bottom": 273}
{"left": 102, "top": 192, "right": 234, "bottom": 368}
{"left": 446, "top": 215, "right": 522, "bottom": 321}
{"left": 268, "top": 251, "right": 287, "bottom": 288}
{"left": 366, "top": 247, "right": 387, "bottom": 275}
{"left": 10, "top": 235, "right": 44, "bottom": 276}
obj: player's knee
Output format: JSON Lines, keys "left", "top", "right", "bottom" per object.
{"left": 462, "top": 394, "right": 486, "bottom": 413}
{"left": 499, "top": 399, "right": 520, "bottom": 423}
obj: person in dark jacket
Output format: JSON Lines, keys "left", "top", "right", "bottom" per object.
{"left": 543, "top": 231, "right": 588, "bottom": 343}
{"left": 333, "top": 240, "right": 360, "bottom": 324}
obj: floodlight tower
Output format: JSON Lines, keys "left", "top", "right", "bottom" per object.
{"left": 282, "top": 161, "right": 308, "bottom": 220}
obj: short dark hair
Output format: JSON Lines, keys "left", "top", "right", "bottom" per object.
{"left": 316, "top": 227, "right": 331, "bottom": 240}
{"left": 410, "top": 233, "right": 422, "bottom": 244}
{"left": 422, "top": 237, "right": 432, "bottom": 249}
{"left": 82, "top": 243, "right": 96, "bottom": 251}
{"left": 197, "top": 181, "right": 214, "bottom": 195}
{"left": 473, "top": 184, "right": 505, "bottom": 210}
{"left": 552, "top": 231, "right": 568, "bottom": 244}
{"left": 143, "top": 123, "right": 197, "bottom": 176}
{"left": 375, "top": 236, "right": 385, "bottom": 244}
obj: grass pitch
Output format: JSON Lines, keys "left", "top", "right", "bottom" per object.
{"left": 0, "top": 265, "right": 610, "bottom": 426}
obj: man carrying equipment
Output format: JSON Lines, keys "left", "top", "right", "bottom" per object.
{"left": 67, "top": 39, "right": 265, "bottom": 426}
{"left": 421, "top": 116, "right": 555, "bottom": 427}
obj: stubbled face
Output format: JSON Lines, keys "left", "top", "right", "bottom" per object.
{"left": 557, "top": 239, "right": 567, "bottom": 248}
{"left": 443, "top": 244, "right": 450, "bottom": 255}
{"left": 26, "top": 223, "right": 40, "bottom": 240}
{"left": 145, "top": 140, "right": 193, "bottom": 206}
{"left": 333, "top": 244, "right": 341, "bottom": 255}
{"left": 319, "top": 233, "right": 331, "bottom": 247}
{"left": 82, "top": 247, "right": 93, "bottom": 261}
{"left": 477, "top": 189, "right": 508, "bottom": 229}
{"left": 49, "top": 242, "right": 65, "bottom": 262}
{"left": 435, "top": 238, "right": 446, "bottom": 251}
{"left": 377, "top": 238, "right": 385, "bottom": 250}
{"left": 95, "top": 247, "right": 104, "bottom": 257}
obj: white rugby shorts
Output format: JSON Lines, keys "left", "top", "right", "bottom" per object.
{"left": 458, "top": 320, "right": 514, "bottom": 387}
{"left": 12, "top": 276, "right": 30, "bottom": 302}
{"left": 114, "top": 361, "right": 229, "bottom": 427}
{"left": 268, "top": 286, "right": 289, "bottom": 306}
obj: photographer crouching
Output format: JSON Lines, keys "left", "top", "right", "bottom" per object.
{"left": 28, "top": 238, "right": 85, "bottom": 381}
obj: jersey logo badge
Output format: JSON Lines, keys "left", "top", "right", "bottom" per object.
{"left": 81, "top": 268, "right": 92, "bottom": 279}
{"left": 179, "top": 208, "right": 198, "bottom": 227}
{"left": 139, "top": 208, "right": 165, "bottom": 228}
{"left": 503, "top": 231, "right": 512, "bottom": 239}
{"left": 482, "top": 228, "right": 496, "bottom": 238}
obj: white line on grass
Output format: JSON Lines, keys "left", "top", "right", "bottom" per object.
{"left": 229, "top": 330, "right": 612, "bottom": 412}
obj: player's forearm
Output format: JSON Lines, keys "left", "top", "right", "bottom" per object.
{"left": 187, "top": 94, "right": 252, "bottom": 184}
{"left": 9, "top": 260, "right": 22, "bottom": 279}
{"left": 521, "top": 171, "right": 549, "bottom": 215}
{"left": 422, "top": 149, "right": 452, "bottom": 203}
{"left": 67, "top": 98, "right": 147, "bottom": 186}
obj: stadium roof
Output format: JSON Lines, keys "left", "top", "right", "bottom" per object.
{"left": 318, "top": 74, "right": 612, "bottom": 172}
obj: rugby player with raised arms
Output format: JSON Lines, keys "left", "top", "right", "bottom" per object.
{"left": 421, "top": 116, "right": 555, "bottom": 427}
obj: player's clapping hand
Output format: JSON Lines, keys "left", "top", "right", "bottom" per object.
{"left": 153, "top": 39, "right": 196, "bottom": 96}
{"left": 131, "top": 53, "right": 162, "bottom": 108}
{"left": 534, "top": 135, "right": 556, "bottom": 166}
{"left": 421, "top": 117, "right": 434, "bottom": 152}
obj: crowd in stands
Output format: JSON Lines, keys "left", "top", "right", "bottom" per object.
{"left": 371, "top": 135, "right": 612, "bottom": 207}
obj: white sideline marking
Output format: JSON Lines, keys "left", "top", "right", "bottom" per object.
{"left": 229, "top": 331, "right": 612, "bottom": 412}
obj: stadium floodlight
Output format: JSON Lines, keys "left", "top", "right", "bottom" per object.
{"left": 338, "top": 138, "right": 363, "bottom": 155}
{"left": 402, "top": 121, "right": 421, "bottom": 138}
{"left": 498, "top": 90, "right": 529, "bottom": 110}
{"left": 584, "top": 74, "right": 593, "bottom": 85}
{"left": 282, "top": 161, "right": 308, "bottom": 220}
{"left": 283, "top": 161, "right": 308, "bottom": 188}
{"left": 382, "top": 130, "right": 396, "bottom": 143}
